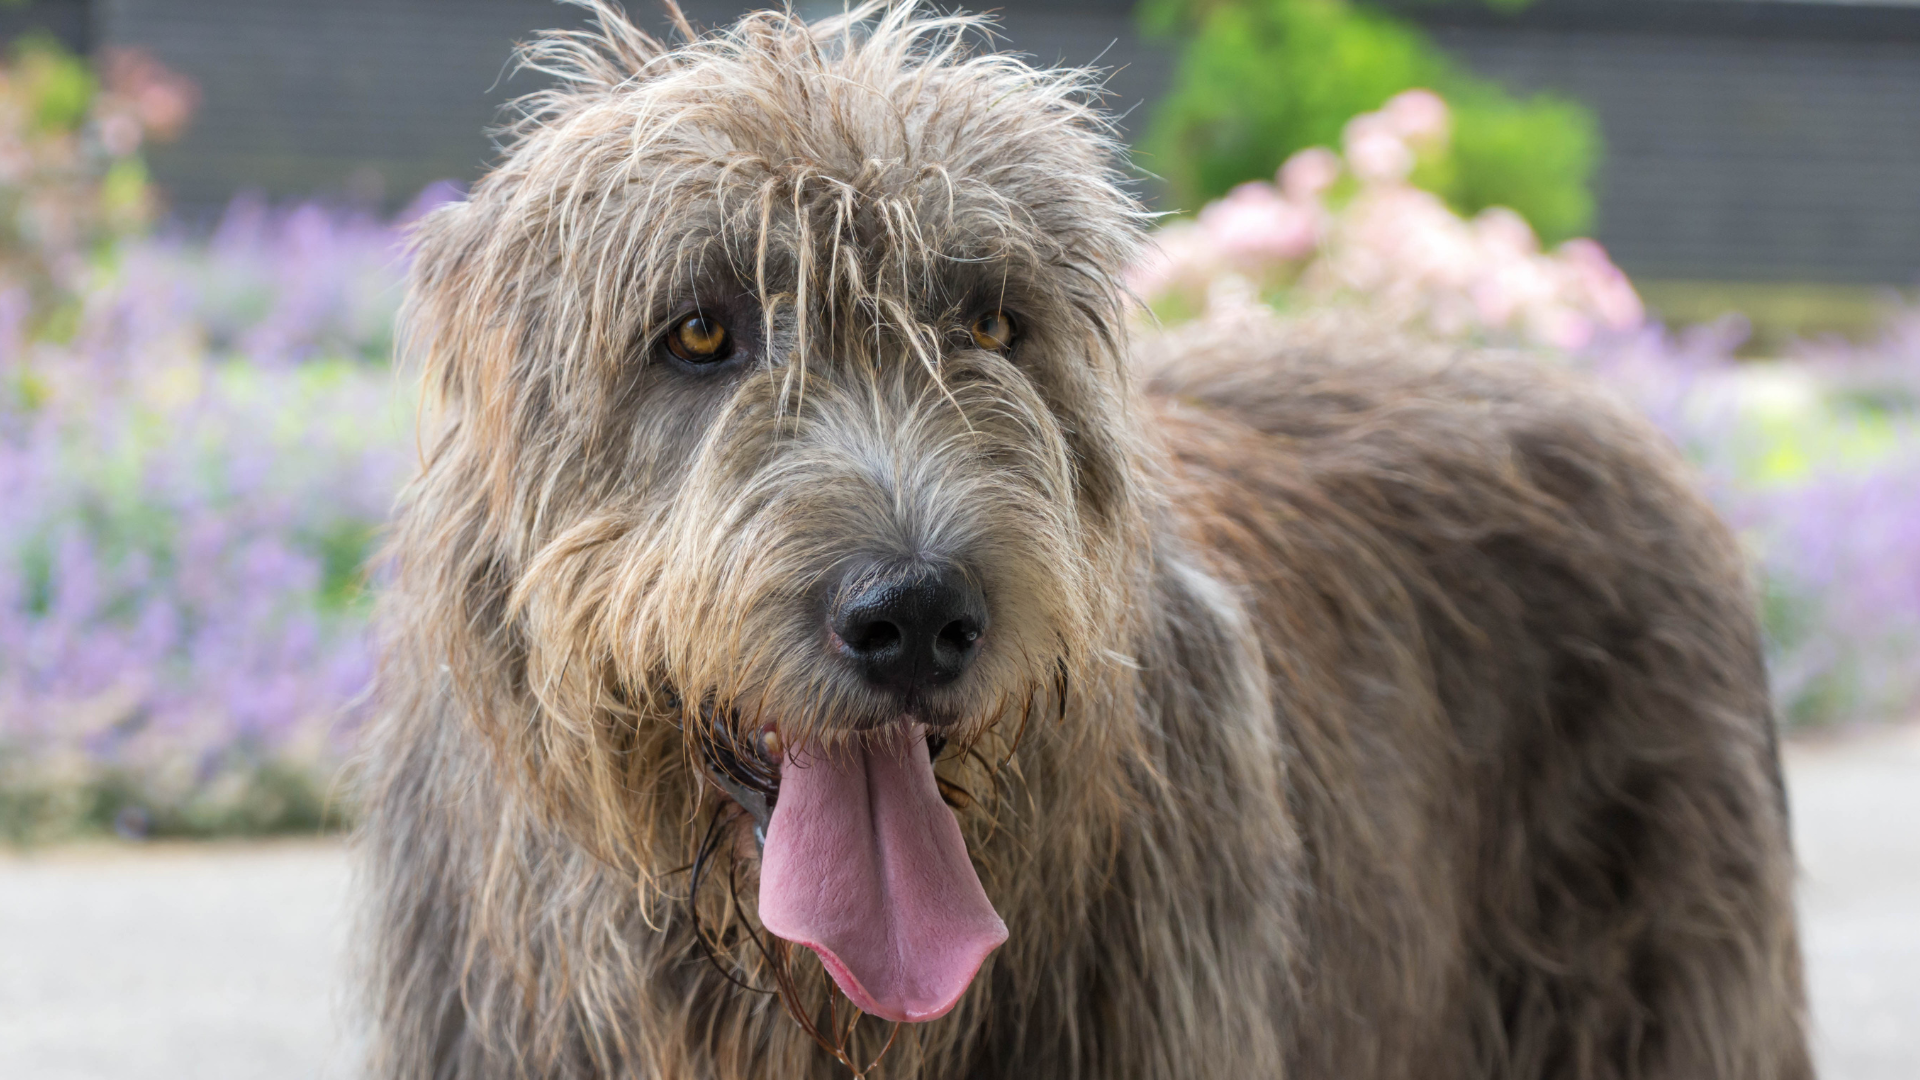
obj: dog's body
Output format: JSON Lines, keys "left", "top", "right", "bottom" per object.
{"left": 357, "top": 6, "right": 1810, "bottom": 1078}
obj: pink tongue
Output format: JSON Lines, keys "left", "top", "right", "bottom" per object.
{"left": 758, "top": 730, "right": 1007, "bottom": 1022}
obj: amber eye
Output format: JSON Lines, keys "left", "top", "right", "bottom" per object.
{"left": 969, "top": 310, "right": 1018, "bottom": 353}
{"left": 665, "top": 313, "right": 731, "bottom": 364}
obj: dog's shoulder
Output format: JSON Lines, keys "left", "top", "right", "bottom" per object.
{"left": 1142, "top": 309, "right": 1615, "bottom": 438}
{"left": 1135, "top": 308, "right": 1739, "bottom": 620}
{"left": 1136, "top": 309, "right": 1685, "bottom": 515}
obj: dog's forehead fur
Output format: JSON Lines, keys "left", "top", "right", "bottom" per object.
{"left": 416, "top": 1, "right": 1145, "bottom": 379}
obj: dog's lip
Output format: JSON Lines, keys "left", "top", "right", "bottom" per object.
{"left": 701, "top": 719, "right": 783, "bottom": 845}
{"left": 703, "top": 717, "right": 961, "bottom": 849}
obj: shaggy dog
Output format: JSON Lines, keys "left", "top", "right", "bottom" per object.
{"left": 357, "top": 4, "right": 1812, "bottom": 1077}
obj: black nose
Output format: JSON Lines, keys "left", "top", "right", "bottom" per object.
{"left": 830, "top": 565, "right": 987, "bottom": 696}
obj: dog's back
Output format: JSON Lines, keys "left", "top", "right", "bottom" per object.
{"left": 1139, "top": 311, "right": 1810, "bottom": 1078}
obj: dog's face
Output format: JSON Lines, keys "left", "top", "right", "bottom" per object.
{"left": 400, "top": 4, "right": 1143, "bottom": 1027}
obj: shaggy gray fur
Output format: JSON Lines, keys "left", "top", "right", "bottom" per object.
{"left": 355, "top": 4, "right": 1812, "bottom": 1077}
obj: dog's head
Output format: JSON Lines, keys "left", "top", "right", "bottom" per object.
{"left": 396, "top": 1, "right": 1145, "bottom": 1029}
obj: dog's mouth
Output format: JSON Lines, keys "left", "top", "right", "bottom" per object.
{"left": 700, "top": 720, "right": 782, "bottom": 847}
{"left": 699, "top": 716, "right": 1006, "bottom": 1023}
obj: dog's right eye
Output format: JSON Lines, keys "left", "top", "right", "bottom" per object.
{"left": 664, "top": 314, "right": 732, "bottom": 364}
{"left": 969, "top": 310, "right": 1018, "bottom": 354}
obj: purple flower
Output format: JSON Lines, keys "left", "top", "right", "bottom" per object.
{"left": 1584, "top": 318, "right": 1920, "bottom": 727}
{"left": 1, "top": 187, "right": 428, "bottom": 837}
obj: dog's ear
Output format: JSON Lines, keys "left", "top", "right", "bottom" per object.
{"left": 398, "top": 189, "right": 563, "bottom": 536}
{"left": 397, "top": 1, "right": 675, "bottom": 420}
{"left": 396, "top": 195, "right": 493, "bottom": 414}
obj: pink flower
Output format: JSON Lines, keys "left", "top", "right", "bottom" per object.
{"left": 1558, "top": 238, "right": 1646, "bottom": 331}
{"left": 1279, "top": 147, "right": 1342, "bottom": 203}
{"left": 1344, "top": 112, "right": 1415, "bottom": 183}
{"left": 1126, "top": 222, "right": 1214, "bottom": 300}
{"left": 1134, "top": 88, "right": 1651, "bottom": 351}
{"left": 97, "top": 112, "right": 142, "bottom": 158}
{"left": 1381, "top": 89, "right": 1450, "bottom": 148}
{"left": 1473, "top": 207, "right": 1539, "bottom": 255}
{"left": 100, "top": 48, "right": 199, "bottom": 141}
{"left": 1198, "top": 182, "right": 1319, "bottom": 265}
{"left": 1532, "top": 306, "right": 1596, "bottom": 352}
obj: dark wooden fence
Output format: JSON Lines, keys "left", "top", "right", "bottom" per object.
{"left": 6, "top": 0, "right": 1911, "bottom": 284}
{"left": 1408, "top": 1, "right": 1920, "bottom": 284}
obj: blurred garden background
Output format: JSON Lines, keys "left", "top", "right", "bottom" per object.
{"left": 6, "top": 0, "right": 1913, "bottom": 842}
{"left": 0, "top": 0, "right": 1915, "bottom": 1074}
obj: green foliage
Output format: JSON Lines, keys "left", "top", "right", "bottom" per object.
{"left": 11, "top": 32, "right": 95, "bottom": 134}
{"left": 0, "top": 36, "right": 195, "bottom": 334}
{"left": 0, "top": 750, "right": 347, "bottom": 845}
{"left": 1391, "top": 0, "right": 1536, "bottom": 12}
{"left": 1139, "top": 0, "right": 1598, "bottom": 243}
{"left": 313, "top": 519, "right": 379, "bottom": 612}
{"left": 1437, "top": 84, "right": 1595, "bottom": 242}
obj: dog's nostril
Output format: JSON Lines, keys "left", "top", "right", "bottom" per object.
{"left": 938, "top": 619, "right": 979, "bottom": 649}
{"left": 850, "top": 620, "right": 903, "bottom": 653}
{"left": 830, "top": 565, "right": 987, "bottom": 696}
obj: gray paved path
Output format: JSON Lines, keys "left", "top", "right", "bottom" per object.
{"left": 0, "top": 840, "right": 354, "bottom": 1080}
{"left": 2, "top": 727, "right": 1916, "bottom": 1079}
{"left": 1789, "top": 723, "right": 1920, "bottom": 1080}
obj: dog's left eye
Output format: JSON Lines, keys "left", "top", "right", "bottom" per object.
{"left": 969, "top": 310, "right": 1018, "bottom": 354}
{"left": 665, "top": 313, "right": 732, "bottom": 364}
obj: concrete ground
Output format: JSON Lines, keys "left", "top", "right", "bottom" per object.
{"left": 0, "top": 840, "right": 356, "bottom": 1080}
{"left": 1788, "top": 723, "right": 1920, "bottom": 1080}
{"left": 2, "top": 726, "right": 1916, "bottom": 1079}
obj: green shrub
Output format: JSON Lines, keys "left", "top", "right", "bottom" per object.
{"left": 1138, "top": 0, "right": 1598, "bottom": 243}
{"left": 0, "top": 35, "right": 197, "bottom": 334}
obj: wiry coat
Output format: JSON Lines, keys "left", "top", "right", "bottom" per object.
{"left": 356, "top": 5, "right": 1812, "bottom": 1078}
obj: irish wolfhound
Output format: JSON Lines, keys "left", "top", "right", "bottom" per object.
{"left": 357, "top": 4, "right": 1811, "bottom": 1077}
